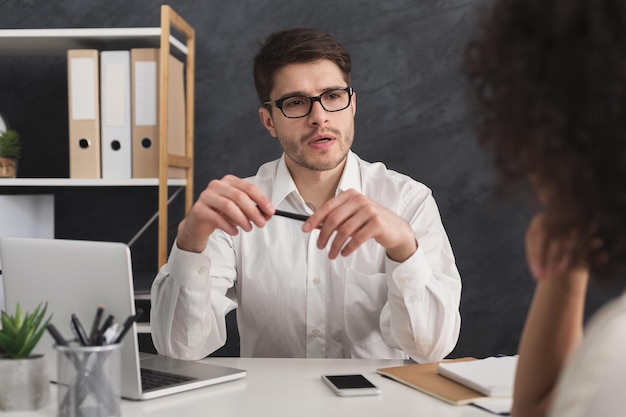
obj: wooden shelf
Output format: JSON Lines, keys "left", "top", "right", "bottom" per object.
{"left": 0, "top": 6, "right": 195, "bottom": 270}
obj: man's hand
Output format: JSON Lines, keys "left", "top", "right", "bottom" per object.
{"left": 176, "top": 175, "right": 274, "bottom": 253}
{"left": 302, "top": 189, "right": 417, "bottom": 262}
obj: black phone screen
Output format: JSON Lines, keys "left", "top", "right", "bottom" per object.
{"left": 324, "top": 374, "right": 377, "bottom": 389}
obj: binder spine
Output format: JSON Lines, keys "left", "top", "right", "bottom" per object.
{"left": 100, "top": 50, "right": 132, "bottom": 179}
{"left": 67, "top": 49, "right": 101, "bottom": 179}
{"left": 167, "top": 54, "right": 186, "bottom": 179}
{"left": 130, "top": 48, "right": 159, "bottom": 178}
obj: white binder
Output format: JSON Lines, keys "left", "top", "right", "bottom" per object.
{"left": 100, "top": 50, "right": 132, "bottom": 179}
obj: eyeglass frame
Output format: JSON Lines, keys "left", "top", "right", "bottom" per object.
{"left": 263, "top": 87, "right": 354, "bottom": 119}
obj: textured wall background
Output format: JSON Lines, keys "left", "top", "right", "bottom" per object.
{"left": 0, "top": 0, "right": 618, "bottom": 359}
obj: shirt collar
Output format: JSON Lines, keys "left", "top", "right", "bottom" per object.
{"left": 271, "top": 155, "right": 298, "bottom": 207}
{"left": 336, "top": 151, "right": 361, "bottom": 194}
{"left": 271, "top": 151, "right": 362, "bottom": 207}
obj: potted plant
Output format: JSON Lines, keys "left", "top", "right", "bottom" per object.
{"left": 0, "top": 129, "right": 21, "bottom": 177}
{"left": 0, "top": 302, "right": 52, "bottom": 411}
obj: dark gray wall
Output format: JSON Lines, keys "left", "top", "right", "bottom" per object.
{"left": 0, "top": 0, "right": 618, "bottom": 359}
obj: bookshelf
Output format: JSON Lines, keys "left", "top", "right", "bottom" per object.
{"left": 0, "top": 5, "right": 195, "bottom": 270}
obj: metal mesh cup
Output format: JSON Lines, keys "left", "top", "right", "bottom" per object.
{"left": 55, "top": 343, "right": 122, "bottom": 417}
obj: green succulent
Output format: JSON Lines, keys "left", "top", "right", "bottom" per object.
{"left": 0, "top": 129, "right": 21, "bottom": 159}
{"left": 0, "top": 302, "right": 51, "bottom": 359}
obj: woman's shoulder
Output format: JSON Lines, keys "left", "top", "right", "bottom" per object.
{"left": 549, "top": 292, "right": 626, "bottom": 417}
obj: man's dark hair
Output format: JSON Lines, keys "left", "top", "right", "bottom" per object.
{"left": 464, "top": 0, "right": 626, "bottom": 280}
{"left": 253, "top": 28, "right": 352, "bottom": 104}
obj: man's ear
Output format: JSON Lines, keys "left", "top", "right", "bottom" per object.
{"left": 259, "top": 107, "right": 277, "bottom": 138}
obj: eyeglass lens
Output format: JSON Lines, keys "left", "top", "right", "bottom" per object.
{"left": 280, "top": 88, "right": 351, "bottom": 118}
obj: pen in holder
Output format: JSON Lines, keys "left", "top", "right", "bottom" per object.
{"left": 55, "top": 342, "right": 122, "bottom": 417}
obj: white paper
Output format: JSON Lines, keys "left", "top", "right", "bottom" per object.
{"left": 135, "top": 61, "right": 157, "bottom": 126}
{"left": 103, "top": 62, "right": 127, "bottom": 126}
{"left": 437, "top": 356, "right": 518, "bottom": 397}
{"left": 472, "top": 397, "right": 513, "bottom": 415}
{"left": 70, "top": 57, "right": 96, "bottom": 120}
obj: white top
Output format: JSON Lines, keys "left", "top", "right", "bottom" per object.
{"left": 1, "top": 358, "right": 494, "bottom": 417}
{"left": 549, "top": 291, "right": 626, "bottom": 416}
{"left": 151, "top": 152, "right": 461, "bottom": 362}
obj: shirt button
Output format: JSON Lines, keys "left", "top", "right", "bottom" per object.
{"left": 198, "top": 267, "right": 207, "bottom": 275}
{"left": 397, "top": 276, "right": 409, "bottom": 285}
{"left": 312, "top": 277, "right": 321, "bottom": 286}
{"left": 312, "top": 329, "right": 321, "bottom": 337}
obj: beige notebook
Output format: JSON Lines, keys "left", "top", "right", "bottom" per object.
{"left": 377, "top": 357, "right": 487, "bottom": 405}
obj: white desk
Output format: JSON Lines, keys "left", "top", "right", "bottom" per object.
{"left": 4, "top": 358, "right": 494, "bottom": 417}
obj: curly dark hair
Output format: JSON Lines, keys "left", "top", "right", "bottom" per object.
{"left": 253, "top": 28, "right": 352, "bottom": 104}
{"left": 464, "top": 0, "right": 626, "bottom": 280}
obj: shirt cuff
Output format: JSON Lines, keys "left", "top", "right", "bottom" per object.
{"left": 167, "top": 241, "right": 212, "bottom": 291}
{"left": 386, "top": 246, "right": 432, "bottom": 293}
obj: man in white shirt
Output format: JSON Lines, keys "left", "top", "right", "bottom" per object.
{"left": 151, "top": 28, "right": 461, "bottom": 362}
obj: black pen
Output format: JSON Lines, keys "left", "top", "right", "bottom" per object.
{"left": 71, "top": 314, "right": 90, "bottom": 346}
{"left": 90, "top": 314, "right": 115, "bottom": 346}
{"left": 47, "top": 323, "right": 69, "bottom": 346}
{"left": 99, "top": 314, "right": 115, "bottom": 333}
{"left": 273, "top": 209, "right": 309, "bottom": 222}
{"left": 88, "top": 305, "right": 105, "bottom": 342}
{"left": 112, "top": 309, "right": 144, "bottom": 344}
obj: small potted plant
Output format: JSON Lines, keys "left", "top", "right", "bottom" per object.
{"left": 0, "top": 302, "right": 52, "bottom": 411}
{"left": 0, "top": 129, "right": 21, "bottom": 177}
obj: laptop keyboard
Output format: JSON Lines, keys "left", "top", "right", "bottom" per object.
{"left": 140, "top": 367, "right": 197, "bottom": 391}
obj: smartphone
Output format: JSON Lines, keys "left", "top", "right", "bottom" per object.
{"left": 321, "top": 374, "right": 382, "bottom": 397}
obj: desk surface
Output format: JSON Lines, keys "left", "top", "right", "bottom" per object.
{"left": 4, "top": 357, "right": 494, "bottom": 417}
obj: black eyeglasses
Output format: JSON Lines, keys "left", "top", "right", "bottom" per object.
{"left": 264, "top": 87, "right": 354, "bottom": 119}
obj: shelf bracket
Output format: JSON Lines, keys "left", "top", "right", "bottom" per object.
{"left": 127, "top": 186, "right": 184, "bottom": 248}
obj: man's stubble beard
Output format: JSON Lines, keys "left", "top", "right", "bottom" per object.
{"left": 277, "top": 126, "right": 354, "bottom": 172}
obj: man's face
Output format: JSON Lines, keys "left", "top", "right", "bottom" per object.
{"left": 258, "top": 59, "right": 356, "bottom": 174}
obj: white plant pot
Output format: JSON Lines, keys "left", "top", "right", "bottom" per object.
{"left": 0, "top": 354, "right": 50, "bottom": 411}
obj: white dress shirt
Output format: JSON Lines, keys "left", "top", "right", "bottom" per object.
{"left": 548, "top": 291, "right": 626, "bottom": 417}
{"left": 151, "top": 151, "right": 461, "bottom": 362}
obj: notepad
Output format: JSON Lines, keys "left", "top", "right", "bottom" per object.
{"left": 436, "top": 356, "right": 518, "bottom": 397}
{"left": 377, "top": 358, "right": 514, "bottom": 414}
{"left": 377, "top": 358, "right": 485, "bottom": 406}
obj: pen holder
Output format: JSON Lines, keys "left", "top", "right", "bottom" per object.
{"left": 55, "top": 343, "right": 122, "bottom": 417}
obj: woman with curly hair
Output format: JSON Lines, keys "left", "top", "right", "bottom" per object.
{"left": 464, "top": 0, "right": 626, "bottom": 416}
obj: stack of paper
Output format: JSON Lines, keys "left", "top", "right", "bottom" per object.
{"left": 378, "top": 356, "right": 517, "bottom": 415}
{"left": 377, "top": 358, "right": 485, "bottom": 405}
{"left": 436, "top": 356, "right": 518, "bottom": 397}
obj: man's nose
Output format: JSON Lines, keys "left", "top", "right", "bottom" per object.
{"left": 308, "top": 99, "right": 328, "bottom": 124}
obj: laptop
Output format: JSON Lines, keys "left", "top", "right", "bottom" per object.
{"left": 0, "top": 236, "right": 246, "bottom": 400}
